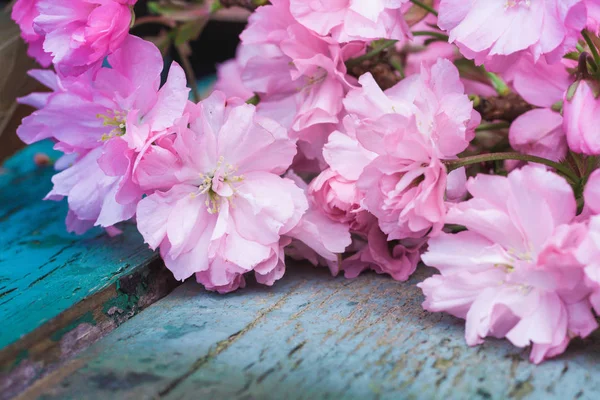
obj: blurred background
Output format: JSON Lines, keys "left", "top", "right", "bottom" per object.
{"left": 0, "top": 0, "right": 248, "bottom": 161}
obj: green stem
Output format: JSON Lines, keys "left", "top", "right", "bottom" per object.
{"left": 410, "top": 0, "right": 438, "bottom": 17}
{"left": 486, "top": 71, "right": 510, "bottom": 97}
{"left": 412, "top": 31, "right": 449, "bottom": 42}
{"left": 444, "top": 152, "right": 579, "bottom": 183}
{"left": 346, "top": 40, "right": 398, "bottom": 68}
{"left": 475, "top": 122, "right": 511, "bottom": 132}
{"left": 246, "top": 94, "right": 260, "bottom": 105}
{"left": 389, "top": 57, "right": 405, "bottom": 79}
{"left": 582, "top": 30, "right": 600, "bottom": 72}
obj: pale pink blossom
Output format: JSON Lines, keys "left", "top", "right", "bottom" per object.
{"left": 340, "top": 59, "right": 479, "bottom": 240}
{"left": 135, "top": 92, "right": 308, "bottom": 292}
{"left": 584, "top": 169, "right": 600, "bottom": 214}
{"left": 30, "top": 0, "right": 137, "bottom": 75}
{"left": 419, "top": 166, "right": 597, "bottom": 363}
{"left": 576, "top": 215, "right": 600, "bottom": 313}
{"left": 284, "top": 171, "right": 352, "bottom": 276}
{"left": 214, "top": 59, "right": 254, "bottom": 100}
{"left": 504, "top": 57, "right": 570, "bottom": 161}
{"left": 403, "top": 41, "right": 457, "bottom": 77}
{"left": 509, "top": 109, "right": 567, "bottom": 161}
{"left": 344, "top": 59, "right": 480, "bottom": 160}
{"left": 563, "top": 79, "right": 600, "bottom": 155}
{"left": 289, "top": 0, "right": 411, "bottom": 42}
{"left": 504, "top": 56, "right": 573, "bottom": 108}
{"left": 17, "top": 36, "right": 189, "bottom": 231}
{"left": 438, "top": 0, "right": 587, "bottom": 70}
{"left": 310, "top": 127, "right": 377, "bottom": 231}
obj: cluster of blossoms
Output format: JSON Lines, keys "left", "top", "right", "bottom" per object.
{"left": 12, "top": 0, "right": 600, "bottom": 362}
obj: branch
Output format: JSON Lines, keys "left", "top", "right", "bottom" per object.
{"left": 473, "top": 93, "right": 535, "bottom": 123}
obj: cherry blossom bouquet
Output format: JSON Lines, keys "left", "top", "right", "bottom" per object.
{"left": 11, "top": 0, "right": 600, "bottom": 363}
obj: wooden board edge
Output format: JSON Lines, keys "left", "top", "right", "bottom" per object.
{"left": 0, "top": 256, "right": 180, "bottom": 399}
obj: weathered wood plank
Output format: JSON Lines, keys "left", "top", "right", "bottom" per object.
{"left": 0, "top": 142, "right": 175, "bottom": 397}
{"left": 22, "top": 266, "right": 600, "bottom": 400}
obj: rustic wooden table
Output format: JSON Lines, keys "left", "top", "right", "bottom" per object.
{"left": 2, "top": 143, "right": 600, "bottom": 400}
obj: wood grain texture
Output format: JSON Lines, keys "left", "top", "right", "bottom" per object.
{"left": 24, "top": 266, "right": 600, "bottom": 400}
{"left": 0, "top": 142, "right": 175, "bottom": 397}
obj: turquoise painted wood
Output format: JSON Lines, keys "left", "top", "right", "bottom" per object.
{"left": 24, "top": 266, "right": 600, "bottom": 400}
{"left": 0, "top": 141, "right": 156, "bottom": 350}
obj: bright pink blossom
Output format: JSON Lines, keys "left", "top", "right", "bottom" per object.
{"left": 11, "top": 0, "right": 51, "bottom": 67}
{"left": 135, "top": 92, "right": 309, "bottom": 293}
{"left": 18, "top": 36, "right": 189, "bottom": 231}
{"left": 289, "top": 0, "right": 411, "bottom": 42}
{"left": 438, "top": 0, "right": 587, "bottom": 70}
{"left": 563, "top": 79, "right": 600, "bottom": 155}
{"left": 586, "top": 0, "right": 600, "bottom": 33}
{"left": 419, "top": 166, "right": 597, "bottom": 363}
{"left": 25, "top": 0, "right": 136, "bottom": 75}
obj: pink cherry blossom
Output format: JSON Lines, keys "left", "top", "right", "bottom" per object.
{"left": 29, "top": 0, "right": 137, "bottom": 75}
{"left": 438, "top": 0, "right": 587, "bottom": 70}
{"left": 584, "top": 169, "right": 600, "bottom": 214}
{"left": 214, "top": 59, "right": 254, "bottom": 100}
{"left": 344, "top": 59, "right": 480, "bottom": 160}
{"left": 338, "top": 59, "right": 479, "bottom": 240}
{"left": 237, "top": 0, "right": 362, "bottom": 164}
{"left": 586, "top": 0, "right": 600, "bottom": 34}
{"left": 11, "top": 0, "right": 51, "bottom": 67}
{"left": 576, "top": 215, "right": 600, "bottom": 314}
{"left": 289, "top": 0, "right": 411, "bottom": 42}
{"left": 358, "top": 136, "right": 449, "bottom": 240}
{"left": 509, "top": 109, "right": 567, "bottom": 161}
{"left": 309, "top": 126, "right": 377, "bottom": 230}
{"left": 17, "top": 36, "right": 189, "bottom": 231}
{"left": 284, "top": 172, "right": 352, "bottom": 275}
{"left": 419, "top": 166, "right": 597, "bottom": 363}
{"left": 563, "top": 79, "right": 600, "bottom": 155}
{"left": 135, "top": 92, "right": 308, "bottom": 292}
{"left": 504, "top": 56, "right": 573, "bottom": 108}
{"left": 342, "top": 225, "right": 424, "bottom": 281}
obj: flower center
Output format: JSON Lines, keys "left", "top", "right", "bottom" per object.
{"left": 505, "top": 0, "right": 531, "bottom": 9}
{"left": 191, "top": 156, "right": 244, "bottom": 214}
{"left": 296, "top": 66, "right": 328, "bottom": 93}
{"left": 97, "top": 110, "right": 127, "bottom": 141}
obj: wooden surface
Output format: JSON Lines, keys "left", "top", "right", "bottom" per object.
{"left": 0, "top": 142, "right": 176, "bottom": 397}
{"left": 18, "top": 266, "right": 600, "bottom": 400}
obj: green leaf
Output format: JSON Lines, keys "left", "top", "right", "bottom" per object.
{"left": 174, "top": 18, "right": 206, "bottom": 46}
